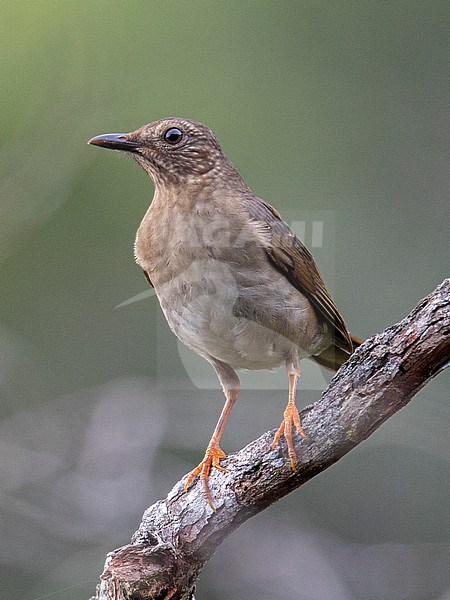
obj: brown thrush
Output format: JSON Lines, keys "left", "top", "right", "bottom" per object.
{"left": 88, "top": 118, "right": 361, "bottom": 509}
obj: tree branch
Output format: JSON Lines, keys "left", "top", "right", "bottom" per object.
{"left": 92, "top": 279, "right": 450, "bottom": 600}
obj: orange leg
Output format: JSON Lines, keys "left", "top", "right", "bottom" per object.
{"left": 185, "top": 362, "right": 239, "bottom": 510}
{"left": 272, "top": 367, "right": 308, "bottom": 471}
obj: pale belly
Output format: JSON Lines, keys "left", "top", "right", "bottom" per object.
{"left": 153, "top": 257, "right": 329, "bottom": 371}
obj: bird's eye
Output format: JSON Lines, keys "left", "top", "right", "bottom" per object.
{"left": 163, "top": 128, "right": 183, "bottom": 145}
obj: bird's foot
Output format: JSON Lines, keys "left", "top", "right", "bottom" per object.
{"left": 184, "top": 444, "right": 227, "bottom": 510}
{"left": 271, "top": 402, "right": 308, "bottom": 471}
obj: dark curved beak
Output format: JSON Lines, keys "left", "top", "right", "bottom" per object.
{"left": 87, "top": 133, "right": 141, "bottom": 153}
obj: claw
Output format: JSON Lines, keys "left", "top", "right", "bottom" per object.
{"left": 272, "top": 402, "right": 308, "bottom": 471}
{"left": 184, "top": 445, "right": 227, "bottom": 510}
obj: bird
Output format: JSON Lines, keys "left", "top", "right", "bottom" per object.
{"left": 88, "top": 118, "right": 361, "bottom": 509}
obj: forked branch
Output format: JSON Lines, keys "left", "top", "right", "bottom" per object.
{"left": 92, "top": 279, "right": 450, "bottom": 600}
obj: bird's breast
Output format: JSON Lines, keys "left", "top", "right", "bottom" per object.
{"left": 134, "top": 198, "right": 329, "bottom": 370}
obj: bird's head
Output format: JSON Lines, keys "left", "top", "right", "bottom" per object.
{"left": 88, "top": 118, "right": 233, "bottom": 188}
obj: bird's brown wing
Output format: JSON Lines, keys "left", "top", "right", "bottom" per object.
{"left": 243, "top": 196, "right": 353, "bottom": 353}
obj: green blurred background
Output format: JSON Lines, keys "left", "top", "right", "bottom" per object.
{"left": 1, "top": 1, "right": 449, "bottom": 599}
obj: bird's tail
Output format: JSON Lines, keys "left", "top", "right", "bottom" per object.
{"left": 310, "top": 334, "right": 363, "bottom": 372}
